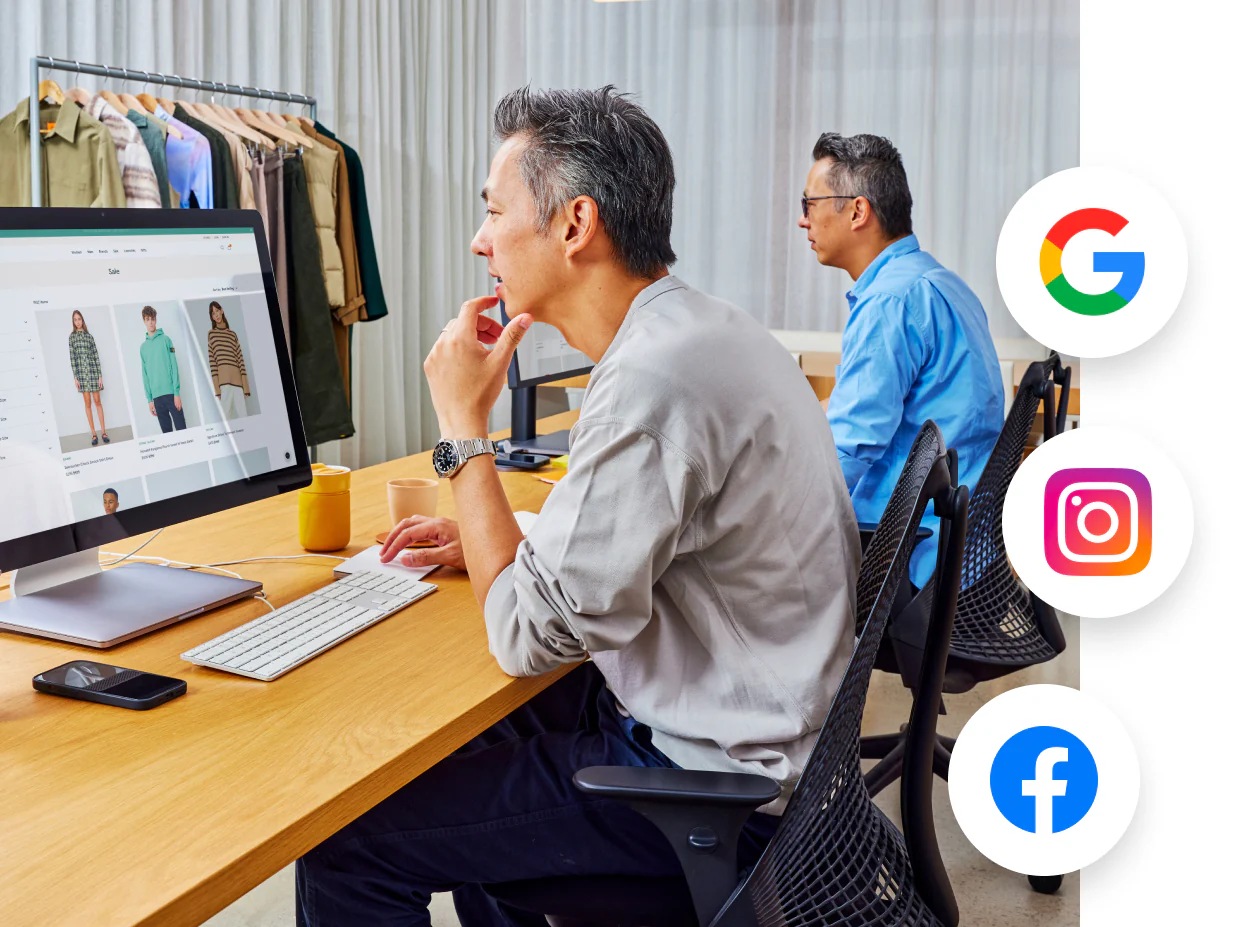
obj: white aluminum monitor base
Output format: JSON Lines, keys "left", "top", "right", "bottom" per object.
{"left": 11, "top": 547, "right": 103, "bottom": 597}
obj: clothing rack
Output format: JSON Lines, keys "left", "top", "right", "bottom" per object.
{"left": 28, "top": 55, "right": 317, "bottom": 207}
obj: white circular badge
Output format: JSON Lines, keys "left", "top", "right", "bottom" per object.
{"left": 949, "top": 684, "right": 1140, "bottom": 876}
{"left": 996, "top": 167, "right": 1187, "bottom": 357}
{"left": 1002, "top": 426, "right": 1193, "bottom": 618}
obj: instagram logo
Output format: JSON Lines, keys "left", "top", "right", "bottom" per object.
{"left": 1044, "top": 468, "right": 1152, "bottom": 576}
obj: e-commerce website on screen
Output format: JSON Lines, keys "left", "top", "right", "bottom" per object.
{"left": 0, "top": 227, "right": 297, "bottom": 543}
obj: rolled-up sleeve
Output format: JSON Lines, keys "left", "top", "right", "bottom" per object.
{"left": 826, "top": 293, "right": 925, "bottom": 491}
{"left": 483, "top": 418, "right": 706, "bottom": 677}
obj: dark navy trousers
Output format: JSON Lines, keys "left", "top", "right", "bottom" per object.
{"left": 296, "top": 661, "right": 776, "bottom": 926}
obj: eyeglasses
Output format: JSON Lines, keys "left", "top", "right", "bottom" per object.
{"left": 801, "top": 194, "right": 859, "bottom": 219}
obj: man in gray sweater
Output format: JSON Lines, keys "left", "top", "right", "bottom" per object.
{"left": 297, "top": 87, "right": 859, "bottom": 927}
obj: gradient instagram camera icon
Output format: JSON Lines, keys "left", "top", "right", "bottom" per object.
{"left": 1044, "top": 468, "right": 1152, "bottom": 576}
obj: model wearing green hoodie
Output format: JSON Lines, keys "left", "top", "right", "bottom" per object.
{"left": 139, "top": 306, "right": 187, "bottom": 433}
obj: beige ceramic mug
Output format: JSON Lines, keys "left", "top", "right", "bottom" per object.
{"left": 387, "top": 477, "right": 439, "bottom": 526}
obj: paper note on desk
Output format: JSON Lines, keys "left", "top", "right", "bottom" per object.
{"left": 514, "top": 510, "right": 539, "bottom": 536}
{"left": 332, "top": 545, "right": 440, "bottom": 581}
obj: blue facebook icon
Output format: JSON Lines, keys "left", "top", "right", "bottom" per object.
{"left": 989, "top": 726, "right": 1099, "bottom": 834}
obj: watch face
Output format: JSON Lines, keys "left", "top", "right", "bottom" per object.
{"left": 433, "top": 441, "right": 459, "bottom": 475}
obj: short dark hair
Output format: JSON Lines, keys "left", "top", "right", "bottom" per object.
{"left": 141, "top": 306, "right": 157, "bottom": 320}
{"left": 811, "top": 132, "right": 913, "bottom": 238}
{"left": 492, "top": 85, "right": 676, "bottom": 278}
{"left": 103, "top": 488, "right": 118, "bottom": 500}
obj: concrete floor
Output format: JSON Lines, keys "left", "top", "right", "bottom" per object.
{"left": 59, "top": 423, "right": 135, "bottom": 453}
{"left": 206, "top": 615, "right": 1080, "bottom": 927}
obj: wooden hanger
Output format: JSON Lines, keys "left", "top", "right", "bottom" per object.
{"left": 65, "top": 87, "right": 92, "bottom": 107}
{"left": 281, "top": 113, "right": 317, "bottom": 133}
{"left": 178, "top": 100, "right": 227, "bottom": 131}
{"left": 254, "top": 109, "right": 288, "bottom": 131}
{"left": 155, "top": 96, "right": 178, "bottom": 115}
{"left": 182, "top": 99, "right": 270, "bottom": 157}
{"left": 255, "top": 108, "right": 317, "bottom": 148}
{"left": 236, "top": 107, "right": 313, "bottom": 149}
{"left": 206, "top": 101, "right": 275, "bottom": 150}
{"left": 37, "top": 79, "right": 65, "bottom": 105}
{"left": 125, "top": 90, "right": 183, "bottom": 139}
{"left": 119, "top": 92, "right": 146, "bottom": 114}
{"left": 278, "top": 112, "right": 321, "bottom": 142}
{"left": 98, "top": 88, "right": 128, "bottom": 113}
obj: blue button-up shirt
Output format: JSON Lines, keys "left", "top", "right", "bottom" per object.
{"left": 827, "top": 235, "right": 1004, "bottom": 587}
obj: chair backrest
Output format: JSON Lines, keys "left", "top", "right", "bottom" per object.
{"left": 950, "top": 354, "right": 1069, "bottom": 664}
{"left": 727, "top": 422, "right": 964, "bottom": 927}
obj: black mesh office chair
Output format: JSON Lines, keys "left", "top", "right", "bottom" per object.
{"left": 860, "top": 355, "right": 1071, "bottom": 895}
{"left": 484, "top": 422, "right": 969, "bottom": 927}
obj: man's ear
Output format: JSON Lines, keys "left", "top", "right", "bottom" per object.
{"left": 562, "top": 195, "right": 600, "bottom": 259}
{"left": 850, "top": 196, "right": 875, "bottom": 232}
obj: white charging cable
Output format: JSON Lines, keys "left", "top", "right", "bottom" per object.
{"left": 100, "top": 528, "right": 165, "bottom": 566}
{"left": 98, "top": 543, "right": 349, "bottom": 614}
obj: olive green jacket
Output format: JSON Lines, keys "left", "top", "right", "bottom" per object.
{"left": 0, "top": 98, "right": 125, "bottom": 207}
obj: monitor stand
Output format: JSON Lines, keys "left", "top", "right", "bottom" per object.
{"left": 507, "top": 386, "right": 571, "bottom": 454}
{"left": 0, "top": 547, "right": 262, "bottom": 648}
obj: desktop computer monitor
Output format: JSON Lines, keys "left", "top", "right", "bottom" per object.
{"left": 500, "top": 301, "right": 593, "bottom": 454}
{"left": 0, "top": 208, "right": 312, "bottom": 647}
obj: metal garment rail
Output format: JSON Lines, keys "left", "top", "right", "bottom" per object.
{"left": 28, "top": 55, "right": 317, "bottom": 207}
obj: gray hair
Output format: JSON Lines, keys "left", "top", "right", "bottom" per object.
{"left": 811, "top": 132, "right": 913, "bottom": 238}
{"left": 492, "top": 85, "right": 676, "bottom": 278}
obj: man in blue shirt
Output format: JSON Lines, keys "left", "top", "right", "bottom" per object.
{"left": 798, "top": 132, "right": 1004, "bottom": 587}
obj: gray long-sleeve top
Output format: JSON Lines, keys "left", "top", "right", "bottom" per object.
{"left": 484, "top": 276, "right": 860, "bottom": 810}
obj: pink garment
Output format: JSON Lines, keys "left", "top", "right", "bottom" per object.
{"left": 86, "top": 95, "right": 161, "bottom": 209}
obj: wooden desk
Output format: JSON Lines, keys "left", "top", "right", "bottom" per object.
{"left": 0, "top": 411, "right": 580, "bottom": 927}
{"left": 541, "top": 374, "right": 590, "bottom": 390}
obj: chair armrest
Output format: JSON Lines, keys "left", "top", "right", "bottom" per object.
{"left": 573, "top": 767, "right": 779, "bottom": 925}
{"left": 573, "top": 766, "right": 781, "bottom": 808}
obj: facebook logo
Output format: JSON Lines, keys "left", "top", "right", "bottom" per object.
{"left": 989, "top": 726, "right": 1099, "bottom": 834}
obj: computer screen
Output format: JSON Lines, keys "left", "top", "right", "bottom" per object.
{"left": 0, "top": 211, "right": 310, "bottom": 572}
{"left": 501, "top": 303, "right": 593, "bottom": 388}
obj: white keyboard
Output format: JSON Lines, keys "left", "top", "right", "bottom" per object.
{"left": 182, "top": 571, "right": 436, "bottom": 681}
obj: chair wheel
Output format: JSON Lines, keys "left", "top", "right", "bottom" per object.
{"left": 1028, "top": 874, "right": 1062, "bottom": 894}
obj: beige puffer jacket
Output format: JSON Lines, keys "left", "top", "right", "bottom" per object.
{"left": 299, "top": 141, "right": 345, "bottom": 308}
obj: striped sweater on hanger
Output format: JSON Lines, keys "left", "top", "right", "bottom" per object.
{"left": 207, "top": 328, "right": 249, "bottom": 395}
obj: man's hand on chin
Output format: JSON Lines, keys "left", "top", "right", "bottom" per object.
{"left": 424, "top": 295, "right": 533, "bottom": 437}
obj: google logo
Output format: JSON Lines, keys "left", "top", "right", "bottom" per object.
{"left": 1039, "top": 208, "right": 1145, "bottom": 316}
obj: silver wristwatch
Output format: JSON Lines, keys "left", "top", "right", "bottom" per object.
{"left": 432, "top": 437, "right": 497, "bottom": 479}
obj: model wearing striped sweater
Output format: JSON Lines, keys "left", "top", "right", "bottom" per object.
{"left": 207, "top": 301, "right": 250, "bottom": 420}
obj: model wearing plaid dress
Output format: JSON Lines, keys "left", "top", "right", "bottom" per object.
{"left": 69, "top": 330, "right": 103, "bottom": 392}
{"left": 69, "top": 312, "right": 109, "bottom": 445}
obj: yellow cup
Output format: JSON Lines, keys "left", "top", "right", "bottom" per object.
{"left": 298, "top": 463, "right": 352, "bottom": 551}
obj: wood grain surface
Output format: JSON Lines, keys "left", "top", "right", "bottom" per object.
{"left": 0, "top": 412, "right": 580, "bottom": 927}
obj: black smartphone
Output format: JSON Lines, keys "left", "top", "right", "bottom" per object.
{"left": 33, "top": 660, "right": 186, "bottom": 711}
{"left": 495, "top": 452, "right": 551, "bottom": 471}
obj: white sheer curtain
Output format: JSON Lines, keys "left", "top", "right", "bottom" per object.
{"left": 498, "top": 0, "right": 1080, "bottom": 336}
{"left": 0, "top": 0, "right": 1078, "bottom": 466}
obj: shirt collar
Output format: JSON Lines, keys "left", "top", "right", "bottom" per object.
{"left": 846, "top": 234, "right": 921, "bottom": 306}
{"left": 632, "top": 274, "right": 686, "bottom": 311}
{"left": 595, "top": 274, "right": 688, "bottom": 371}
{"left": 127, "top": 108, "right": 148, "bottom": 127}
{"left": 15, "top": 97, "right": 81, "bottom": 143}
